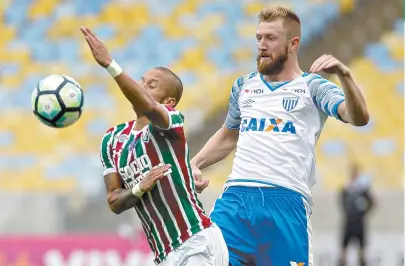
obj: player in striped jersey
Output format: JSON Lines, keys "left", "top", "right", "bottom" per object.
{"left": 81, "top": 28, "right": 228, "bottom": 265}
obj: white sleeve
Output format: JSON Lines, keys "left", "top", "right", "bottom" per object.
{"left": 225, "top": 78, "right": 243, "bottom": 129}
{"left": 306, "top": 74, "right": 346, "bottom": 121}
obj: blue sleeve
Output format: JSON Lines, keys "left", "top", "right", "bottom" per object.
{"left": 225, "top": 77, "right": 243, "bottom": 130}
{"left": 306, "top": 74, "right": 345, "bottom": 121}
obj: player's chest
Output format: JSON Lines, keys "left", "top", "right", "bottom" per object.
{"left": 238, "top": 81, "right": 312, "bottom": 118}
{"left": 112, "top": 129, "right": 154, "bottom": 184}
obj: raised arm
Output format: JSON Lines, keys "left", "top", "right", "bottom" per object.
{"left": 113, "top": 72, "right": 170, "bottom": 129}
{"left": 80, "top": 27, "right": 170, "bottom": 129}
{"left": 310, "top": 54, "right": 369, "bottom": 126}
{"left": 335, "top": 72, "right": 369, "bottom": 126}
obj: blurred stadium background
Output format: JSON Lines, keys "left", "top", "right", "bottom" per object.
{"left": 0, "top": 0, "right": 403, "bottom": 265}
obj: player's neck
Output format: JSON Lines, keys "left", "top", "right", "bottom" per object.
{"left": 262, "top": 60, "right": 303, "bottom": 82}
{"left": 134, "top": 116, "right": 150, "bottom": 131}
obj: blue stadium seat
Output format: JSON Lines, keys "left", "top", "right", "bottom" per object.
{"left": 0, "top": 154, "right": 37, "bottom": 171}
{"left": 53, "top": 1, "right": 76, "bottom": 18}
{"left": 0, "top": 131, "right": 15, "bottom": 148}
{"left": 321, "top": 140, "right": 346, "bottom": 157}
{"left": 74, "top": 0, "right": 106, "bottom": 16}
{"left": 372, "top": 138, "right": 396, "bottom": 156}
{"left": 1, "top": 63, "right": 21, "bottom": 76}
{"left": 93, "top": 24, "right": 117, "bottom": 42}
{"left": 31, "top": 41, "right": 57, "bottom": 62}
{"left": 4, "top": 1, "right": 31, "bottom": 27}
{"left": 86, "top": 118, "right": 110, "bottom": 136}
{"left": 55, "top": 39, "right": 80, "bottom": 63}
{"left": 83, "top": 84, "right": 116, "bottom": 110}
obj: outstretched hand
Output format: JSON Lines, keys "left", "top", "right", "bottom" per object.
{"left": 139, "top": 164, "right": 172, "bottom": 192}
{"left": 80, "top": 27, "right": 112, "bottom": 67}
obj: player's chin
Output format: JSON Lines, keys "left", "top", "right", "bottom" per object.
{"left": 257, "top": 61, "right": 272, "bottom": 74}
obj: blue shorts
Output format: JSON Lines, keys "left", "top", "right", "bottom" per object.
{"left": 210, "top": 185, "right": 311, "bottom": 266}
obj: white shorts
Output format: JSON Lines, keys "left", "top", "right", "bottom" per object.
{"left": 161, "top": 224, "right": 229, "bottom": 266}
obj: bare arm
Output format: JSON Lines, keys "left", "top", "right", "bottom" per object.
{"left": 105, "top": 164, "right": 172, "bottom": 214}
{"left": 337, "top": 72, "right": 369, "bottom": 126}
{"left": 191, "top": 74, "right": 243, "bottom": 193}
{"left": 191, "top": 124, "right": 239, "bottom": 170}
{"left": 80, "top": 27, "right": 170, "bottom": 129}
{"left": 105, "top": 173, "right": 140, "bottom": 214}
{"left": 310, "top": 54, "right": 369, "bottom": 126}
{"left": 113, "top": 73, "right": 170, "bottom": 128}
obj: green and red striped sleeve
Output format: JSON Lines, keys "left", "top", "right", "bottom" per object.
{"left": 158, "top": 105, "right": 184, "bottom": 130}
{"left": 100, "top": 127, "right": 116, "bottom": 176}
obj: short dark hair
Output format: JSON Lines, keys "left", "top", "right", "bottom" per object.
{"left": 154, "top": 66, "right": 183, "bottom": 107}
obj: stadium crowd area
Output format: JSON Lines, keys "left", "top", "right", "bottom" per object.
{"left": 0, "top": 0, "right": 402, "bottom": 198}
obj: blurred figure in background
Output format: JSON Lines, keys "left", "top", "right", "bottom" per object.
{"left": 338, "top": 163, "right": 375, "bottom": 266}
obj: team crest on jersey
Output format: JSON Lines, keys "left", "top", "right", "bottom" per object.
{"left": 282, "top": 97, "right": 299, "bottom": 112}
{"left": 141, "top": 128, "right": 150, "bottom": 143}
{"left": 116, "top": 134, "right": 129, "bottom": 142}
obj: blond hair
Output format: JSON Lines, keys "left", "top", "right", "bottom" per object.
{"left": 258, "top": 6, "right": 301, "bottom": 38}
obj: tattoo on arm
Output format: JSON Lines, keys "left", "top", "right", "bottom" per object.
{"left": 104, "top": 173, "right": 140, "bottom": 214}
{"left": 108, "top": 188, "right": 140, "bottom": 214}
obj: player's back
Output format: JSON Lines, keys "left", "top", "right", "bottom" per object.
{"left": 225, "top": 72, "right": 345, "bottom": 206}
{"left": 101, "top": 107, "right": 212, "bottom": 263}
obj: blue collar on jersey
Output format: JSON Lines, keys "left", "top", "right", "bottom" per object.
{"left": 260, "top": 72, "right": 309, "bottom": 92}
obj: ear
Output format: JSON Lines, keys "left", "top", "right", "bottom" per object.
{"left": 163, "top": 97, "right": 177, "bottom": 107}
{"left": 289, "top": 36, "right": 300, "bottom": 52}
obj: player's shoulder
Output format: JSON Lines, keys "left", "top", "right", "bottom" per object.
{"left": 163, "top": 105, "right": 178, "bottom": 114}
{"left": 102, "top": 120, "right": 135, "bottom": 139}
{"left": 163, "top": 105, "right": 185, "bottom": 120}
{"left": 302, "top": 72, "right": 327, "bottom": 84}
{"left": 302, "top": 72, "right": 337, "bottom": 88}
{"left": 233, "top": 71, "right": 259, "bottom": 89}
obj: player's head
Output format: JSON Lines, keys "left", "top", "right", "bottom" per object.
{"left": 256, "top": 6, "right": 301, "bottom": 75}
{"left": 138, "top": 67, "right": 183, "bottom": 107}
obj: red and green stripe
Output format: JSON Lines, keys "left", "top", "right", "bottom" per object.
{"left": 165, "top": 135, "right": 212, "bottom": 228}
{"left": 151, "top": 133, "right": 203, "bottom": 234}
{"left": 107, "top": 117, "right": 212, "bottom": 264}
{"left": 144, "top": 131, "right": 191, "bottom": 242}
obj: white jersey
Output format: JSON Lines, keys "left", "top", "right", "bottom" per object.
{"left": 225, "top": 72, "right": 345, "bottom": 207}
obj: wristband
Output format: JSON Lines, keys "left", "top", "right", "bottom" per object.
{"left": 106, "top": 59, "right": 123, "bottom": 78}
{"left": 131, "top": 183, "right": 145, "bottom": 197}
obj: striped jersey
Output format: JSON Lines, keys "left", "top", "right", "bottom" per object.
{"left": 100, "top": 106, "right": 212, "bottom": 264}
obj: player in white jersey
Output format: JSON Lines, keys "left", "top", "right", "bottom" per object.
{"left": 191, "top": 6, "right": 369, "bottom": 266}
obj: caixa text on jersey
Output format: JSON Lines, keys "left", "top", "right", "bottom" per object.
{"left": 240, "top": 117, "right": 296, "bottom": 134}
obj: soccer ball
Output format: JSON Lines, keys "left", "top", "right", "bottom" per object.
{"left": 31, "top": 74, "right": 84, "bottom": 128}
